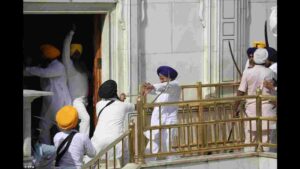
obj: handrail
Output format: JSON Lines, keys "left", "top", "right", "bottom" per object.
{"left": 136, "top": 84, "right": 277, "bottom": 163}
{"left": 82, "top": 121, "right": 135, "bottom": 169}
{"left": 143, "top": 95, "right": 276, "bottom": 107}
{"left": 180, "top": 81, "right": 240, "bottom": 88}
{"left": 142, "top": 117, "right": 264, "bottom": 130}
{"left": 202, "top": 81, "right": 241, "bottom": 87}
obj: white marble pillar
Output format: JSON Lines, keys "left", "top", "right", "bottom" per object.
{"left": 23, "top": 90, "right": 53, "bottom": 165}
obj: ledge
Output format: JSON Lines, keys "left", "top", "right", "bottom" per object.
{"left": 122, "top": 163, "right": 142, "bottom": 169}
{"left": 142, "top": 152, "right": 277, "bottom": 168}
{"left": 23, "top": 89, "right": 53, "bottom": 97}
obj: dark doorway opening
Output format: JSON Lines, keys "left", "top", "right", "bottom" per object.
{"left": 23, "top": 14, "right": 105, "bottom": 142}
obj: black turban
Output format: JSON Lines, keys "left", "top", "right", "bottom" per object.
{"left": 98, "top": 80, "right": 118, "bottom": 99}
{"left": 266, "top": 47, "right": 277, "bottom": 62}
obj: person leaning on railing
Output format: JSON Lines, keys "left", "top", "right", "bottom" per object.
{"left": 84, "top": 80, "right": 135, "bottom": 164}
{"left": 142, "top": 65, "right": 181, "bottom": 161}
{"left": 235, "top": 48, "right": 277, "bottom": 152}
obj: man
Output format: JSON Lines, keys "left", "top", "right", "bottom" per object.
{"left": 54, "top": 106, "right": 96, "bottom": 169}
{"left": 143, "top": 66, "right": 181, "bottom": 161}
{"left": 265, "top": 47, "right": 277, "bottom": 76}
{"left": 264, "top": 47, "right": 277, "bottom": 152}
{"left": 62, "top": 25, "right": 90, "bottom": 136}
{"left": 236, "top": 48, "right": 276, "bottom": 152}
{"left": 243, "top": 47, "right": 256, "bottom": 72}
{"left": 32, "top": 129, "right": 56, "bottom": 169}
{"left": 264, "top": 47, "right": 277, "bottom": 92}
{"left": 243, "top": 42, "right": 266, "bottom": 73}
{"left": 84, "top": 80, "right": 135, "bottom": 165}
{"left": 24, "top": 44, "right": 72, "bottom": 144}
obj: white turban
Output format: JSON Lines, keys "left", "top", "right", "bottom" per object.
{"left": 254, "top": 48, "right": 268, "bottom": 64}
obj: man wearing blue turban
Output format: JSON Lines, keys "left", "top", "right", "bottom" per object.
{"left": 143, "top": 66, "right": 181, "bottom": 161}
{"left": 243, "top": 47, "right": 257, "bottom": 73}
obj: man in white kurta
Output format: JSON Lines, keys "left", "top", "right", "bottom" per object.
{"left": 84, "top": 80, "right": 135, "bottom": 164}
{"left": 62, "top": 28, "right": 90, "bottom": 136}
{"left": 237, "top": 48, "right": 276, "bottom": 152}
{"left": 143, "top": 66, "right": 181, "bottom": 161}
{"left": 54, "top": 106, "right": 96, "bottom": 169}
{"left": 266, "top": 47, "right": 277, "bottom": 78}
{"left": 24, "top": 44, "right": 72, "bottom": 144}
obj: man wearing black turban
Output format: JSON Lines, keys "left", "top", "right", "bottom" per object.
{"left": 85, "top": 80, "right": 135, "bottom": 164}
{"left": 98, "top": 80, "right": 119, "bottom": 99}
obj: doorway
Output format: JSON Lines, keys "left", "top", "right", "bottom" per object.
{"left": 23, "top": 14, "right": 105, "bottom": 138}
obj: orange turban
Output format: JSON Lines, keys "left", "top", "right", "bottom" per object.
{"left": 56, "top": 106, "right": 78, "bottom": 130}
{"left": 40, "top": 44, "right": 61, "bottom": 59}
{"left": 70, "top": 44, "right": 83, "bottom": 56}
{"left": 253, "top": 41, "right": 266, "bottom": 48}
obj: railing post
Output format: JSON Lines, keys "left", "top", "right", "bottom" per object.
{"left": 136, "top": 85, "right": 145, "bottom": 164}
{"left": 196, "top": 82, "right": 203, "bottom": 100}
{"left": 196, "top": 82, "right": 206, "bottom": 151}
{"left": 129, "top": 120, "right": 135, "bottom": 163}
{"left": 256, "top": 88, "right": 263, "bottom": 152}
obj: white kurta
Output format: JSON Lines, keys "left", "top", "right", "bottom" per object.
{"left": 269, "top": 63, "right": 277, "bottom": 77}
{"left": 144, "top": 80, "right": 181, "bottom": 159}
{"left": 86, "top": 99, "right": 134, "bottom": 162}
{"left": 238, "top": 65, "right": 276, "bottom": 151}
{"left": 24, "top": 60, "right": 72, "bottom": 144}
{"left": 62, "top": 30, "right": 90, "bottom": 135}
{"left": 54, "top": 130, "right": 96, "bottom": 169}
{"left": 243, "top": 59, "right": 250, "bottom": 73}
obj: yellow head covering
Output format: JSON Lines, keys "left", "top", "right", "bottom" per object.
{"left": 40, "top": 44, "right": 61, "bottom": 59}
{"left": 56, "top": 106, "right": 78, "bottom": 130}
{"left": 253, "top": 41, "right": 266, "bottom": 48}
{"left": 70, "top": 44, "right": 83, "bottom": 56}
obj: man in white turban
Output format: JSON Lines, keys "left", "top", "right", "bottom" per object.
{"left": 236, "top": 48, "right": 276, "bottom": 152}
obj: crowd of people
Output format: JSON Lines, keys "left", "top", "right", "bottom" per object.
{"left": 23, "top": 24, "right": 277, "bottom": 167}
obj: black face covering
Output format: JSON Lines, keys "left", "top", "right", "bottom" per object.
{"left": 40, "top": 58, "right": 52, "bottom": 68}
{"left": 71, "top": 51, "right": 87, "bottom": 73}
{"left": 98, "top": 80, "right": 119, "bottom": 99}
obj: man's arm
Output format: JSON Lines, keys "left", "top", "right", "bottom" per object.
{"left": 24, "top": 64, "right": 64, "bottom": 78}
{"left": 62, "top": 28, "right": 75, "bottom": 73}
{"left": 84, "top": 135, "right": 97, "bottom": 158}
{"left": 152, "top": 81, "right": 179, "bottom": 93}
{"left": 233, "top": 90, "right": 245, "bottom": 117}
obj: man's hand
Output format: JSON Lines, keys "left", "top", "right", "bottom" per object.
{"left": 263, "top": 80, "right": 275, "bottom": 91}
{"left": 72, "top": 24, "right": 76, "bottom": 32}
{"left": 142, "top": 82, "right": 154, "bottom": 96}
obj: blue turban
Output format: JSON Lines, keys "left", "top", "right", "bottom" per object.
{"left": 247, "top": 47, "right": 257, "bottom": 56}
{"left": 157, "top": 66, "right": 178, "bottom": 80}
{"left": 266, "top": 47, "right": 277, "bottom": 62}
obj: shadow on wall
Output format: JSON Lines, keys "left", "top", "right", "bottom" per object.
{"left": 139, "top": 0, "right": 148, "bottom": 84}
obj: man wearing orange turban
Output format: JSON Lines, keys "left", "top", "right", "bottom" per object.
{"left": 40, "top": 44, "right": 61, "bottom": 60}
{"left": 62, "top": 25, "right": 90, "bottom": 136}
{"left": 54, "top": 106, "right": 96, "bottom": 168}
{"left": 23, "top": 44, "right": 72, "bottom": 144}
